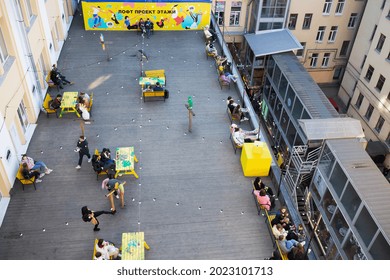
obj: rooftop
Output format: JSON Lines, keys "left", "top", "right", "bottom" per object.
{"left": 0, "top": 12, "right": 274, "bottom": 260}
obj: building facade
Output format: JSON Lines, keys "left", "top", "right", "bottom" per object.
{"left": 339, "top": 0, "right": 390, "bottom": 168}
{"left": 0, "top": 0, "right": 78, "bottom": 225}
{"left": 211, "top": 0, "right": 366, "bottom": 85}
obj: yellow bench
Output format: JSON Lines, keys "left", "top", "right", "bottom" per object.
{"left": 16, "top": 164, "right": 37, "bottom": 191}
{"left": 42, "top": 93, "right": 58, "bottom": 118}
{"left": 142, "top": 90, "right": 166, "bottom": 102}
{"left": 144, "top": 69, "right": 165, "bottom": 78}
{"left": 226, "top": 107, "right": 238, "bottom": 124}
{"left": 229, "top": 128, "right": 242, "bottom": 154}
{"left": 45, "top": 71, "right": 59, "bottom": 91}
{"left": 87, "top": 92, "right": 93, "bottom": 114}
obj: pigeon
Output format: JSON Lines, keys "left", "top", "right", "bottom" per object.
{"left": 138, "top": 50, "right": 148, "bottom": 61}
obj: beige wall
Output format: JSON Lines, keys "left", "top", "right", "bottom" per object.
{"left": 289, "top": 0, "right": 366, "bottom": 84}
{"left": 0, "top": 0, "right": 74, "bottom": 201}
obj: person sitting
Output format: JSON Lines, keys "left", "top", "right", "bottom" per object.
{"left": 21, "top": 154, "right": 52, "bottom": 175}
{"left": 153, "top": 82, "right": 164, "bottom": 91}
{"left": 231, "top": 124, "right": 259, "bottom": 147}
{"left": 253, "top": 189, "right": 271, "bottom": 211}
{"left": 21, "top": 162, "right": 42, "bottom": 183}
{"left": 296, "top": 224, "right": 306, "bottom": 243}
{"left": 264, "top": 249, "right": 282, "bottom": 260}
{"left": 253, "top": 177, "right": 275, "bottom": 197}
{"left": 227, "top": 99, "right": 237, "bottom": 114}
{"left": 277, "top": 235, "right": 305, "bottom": 254}
{"left": 94, "top": 251, "right": 107, "bottom": 260}
{"left": 206, "top": 42, "right": 218, "bottom": 57}
{"left": 76, "top": 97, "right": 90, "bottom": 121}
{"left": 51, "top": 64, "right": 74, "bottom": 88}
{"left": 272, "top": 223, "right": 288, "bottom": 239}
{"left": 271, "top": 206, "right": 289, "bottom": 226}
{"left": 143, "top": 85, "right": 153, "bottom": 92}
{"left": 138, "top": 18, "right": 145, "bottom": 34}
{"left": 100, "top": 148, "right": 115, "bottom": 171}
{"left": 144, "top": 18, "right": 153, "bottom": 38}
{"left": 216, "top": 55, "right": 228, "bottom": 67}
{"left": 49, "top": 94, "right": 62, "bottom": 110}
{"left": 222, "top": 72, "right": 238, "bottom": 83}
{"left": 79, "top": 92, "right": 90, "bottom": 108}
{"left": 204, "top": 25, "right": 217, "bottom": 42}
{"left": 95, "top": 239, "right": 121, "bottom": 260}
{"left": 287, "top": 243, "right": 308, "bottom": 260}
{"left": 232, "top": 104, "right": 249, "bottom": 122}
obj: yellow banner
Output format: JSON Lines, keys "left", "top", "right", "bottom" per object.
{"left": 82, "top": 2, "right": 211, "bottom": 31}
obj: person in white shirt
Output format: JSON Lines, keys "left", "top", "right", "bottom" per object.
{"left": 95, "top": 239, "right": 120, "bottom": 259}
{"left": 230, "top": 124, "right": 259, "bottom": 147}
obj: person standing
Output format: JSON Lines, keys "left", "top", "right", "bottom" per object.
{"left": 81, "top": 206, "right": 114, "bottom": 232}
{"left": 75, "top": 136, "right": 91, "bottom": 169}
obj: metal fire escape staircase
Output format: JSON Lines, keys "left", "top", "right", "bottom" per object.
{"left": 284, "top": 145, "right": 321, "bottom": 223}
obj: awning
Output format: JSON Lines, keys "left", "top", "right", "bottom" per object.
{"left": 244, "top": 29, "right": 302, "bottom": 57}
{"left": 298, "top": 118, "right": 365, "bottom": 141}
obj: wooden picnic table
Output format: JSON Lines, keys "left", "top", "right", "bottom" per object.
{"left": 59, "top": 91, "right": 80, "bottom": 118}
{"left": 115, "top": 147, "right": 139, "bottom": 178}
{"left": 139, "top": 76, "right": 165, "bottom": 86}
{"left": 121, "top": 232, "right": 150, "bottom": 260}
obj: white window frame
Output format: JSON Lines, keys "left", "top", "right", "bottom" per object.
{"left": 215, "top": 1, "right": 225, "bottom": 26}
{"left": 310, "top": 53, "right": 319, "bottom": 68}
{"left": 323, "top": 0, "right": 333, "bottom": 15}
{"left": 302, "top": 13, "right": 312, "bottom": 29}
{"left": 376, "top": 34, "right": 386, "bottom": 52}
{"left": 0, "top": 27, "right": 10, "bottom": 64}
{"left": 322, "top": 53, "right": 331, "bottom": 67}
{"left": 316, "top": 26, "right": 326, "bottom": 42}
{"left": 348, "top": 13, "right": 358, "bottom": 28}
{"left": 17, "top": 101, "right": 29, "bottom": 133}
{"left": 375, "top": 116, "right": 385, "bottom": 133}
{"left": 288, "top": 14, "right": 298, "bottom": 29}
{"left": 229, "top": 2, "right": 242, "bottom": 26}
{"left": 328, "top": 26, "right": 338, "bottom": 42}
{"left": 376, "top": 75, "right": 386, "bottom": 92}
{"left": 335, "top": 0, "right": 345, "bottom": 15}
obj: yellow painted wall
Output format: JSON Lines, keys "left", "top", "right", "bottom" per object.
{"left": 82, "top": 2, "right": 211, "bottom": 31}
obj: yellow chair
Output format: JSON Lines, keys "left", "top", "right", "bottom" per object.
{"left": 42, "top": 93, "right": 58, "bottom": 118}
{"left": 16, "top": 164, "right": 36, "bottom": 191}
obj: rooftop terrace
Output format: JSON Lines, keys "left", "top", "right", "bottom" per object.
{"left": 0, "top": 12, "right": 274, "bottom": 260}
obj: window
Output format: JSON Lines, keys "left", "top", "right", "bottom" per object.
{"left": 310, "top": 53, "right": 319, "bottom": 67}
{"left": 215, "top": 1, "right": 225, "bottom": 25}
{"left": 340, "top": 40, "right": 350, "bottom": 56}
{"left": 370, "top": 25, "right": 377, "bottom": 41}
{"left": 0, "top": 27, "right": 9, "bottom": 64}
{"left": 365, "top": 104, "right": 374, "bottom": 120}
{"left": 316, "top": 26, "right": 326, "bottom": 42}
{"left": 296, "top": 42, "right": 306, "bottom": 56}
{"left": 376, "top": 34, "right": 386, "bottom": 52}
{"left": 361, "top": 55, "right": 367, "bottom": 69}
{"left": 333, "top": 67, "right": 343, "bottom": 79}
{"left": 322, "top": 53, "right": 331, "bottom": 67}
{"left": 17, "top": 101, "right": 29, "bottom": 132}
{"left": 323, "top": 0, "right": 332, "bottom": 14}
{"left": 375, "top": 116, "right": 385, "bottom": 133}
{"left": 328, "top": 26, "right": 338, "bottom": 42}
{"left": 365, "top": 65, "right": 374, "bottom": 81}
{"left": 355, "top": 93, "right": 364, "bottom": 109}
{"left": 302, "top": 13, "right": 312, "bottom": 29}
{"left": 348, "top": 13, "right": 358, "bottom": 28}
{"left": 288, "top": 14, "right": 298, "bottom": 29}
{"left": 376, "top": 75, "right": 386, "bottom": 92}
{"left": 335, "top": 0, "right": 345, "bottom": 14}
{"left": 229, "top": 1, "right": 242, "bottom": 26}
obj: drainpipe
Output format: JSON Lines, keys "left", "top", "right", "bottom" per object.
{"left": 244, "top": 0, "right": 254, "bottom": 34}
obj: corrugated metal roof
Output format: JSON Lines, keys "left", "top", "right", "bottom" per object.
{"left": 244, "top": 29, "right": 302, "bottom": 57}
{"left": 299, "top": 118, "right": 365, "bottom": 140}
{"left": 272, "top": 52, "right": 339, "bottom": 119}
{"left": 326, "top": 139, "right": 390, "bottom": 241}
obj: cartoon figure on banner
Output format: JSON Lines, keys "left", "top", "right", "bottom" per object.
{"left": 92, "top": 6, "right": 103, "bottom": 28}
{"left": 124, "top": 16, "right": 138, "bottom": 30}
{"left": 182, "top": 6, "right": 202, "bottom": 29}
{"left": 171, "top": 4, "right": 185, "bottom": 26}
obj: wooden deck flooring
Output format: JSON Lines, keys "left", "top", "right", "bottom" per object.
{"left": 0, "top": 12, "right": 274, "bottom": 260}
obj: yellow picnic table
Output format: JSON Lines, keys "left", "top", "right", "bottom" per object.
{"left": 115, "top": 147, "right": 139, "bottom": 178}
{"left": 59, "top": 91, "right": 80, "bottom": 118}
{"left": 121, "top": 232, "right": 150, "bottom": 260}
{"left": 139, "top": 76, "right": 165, "bottom": 87}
